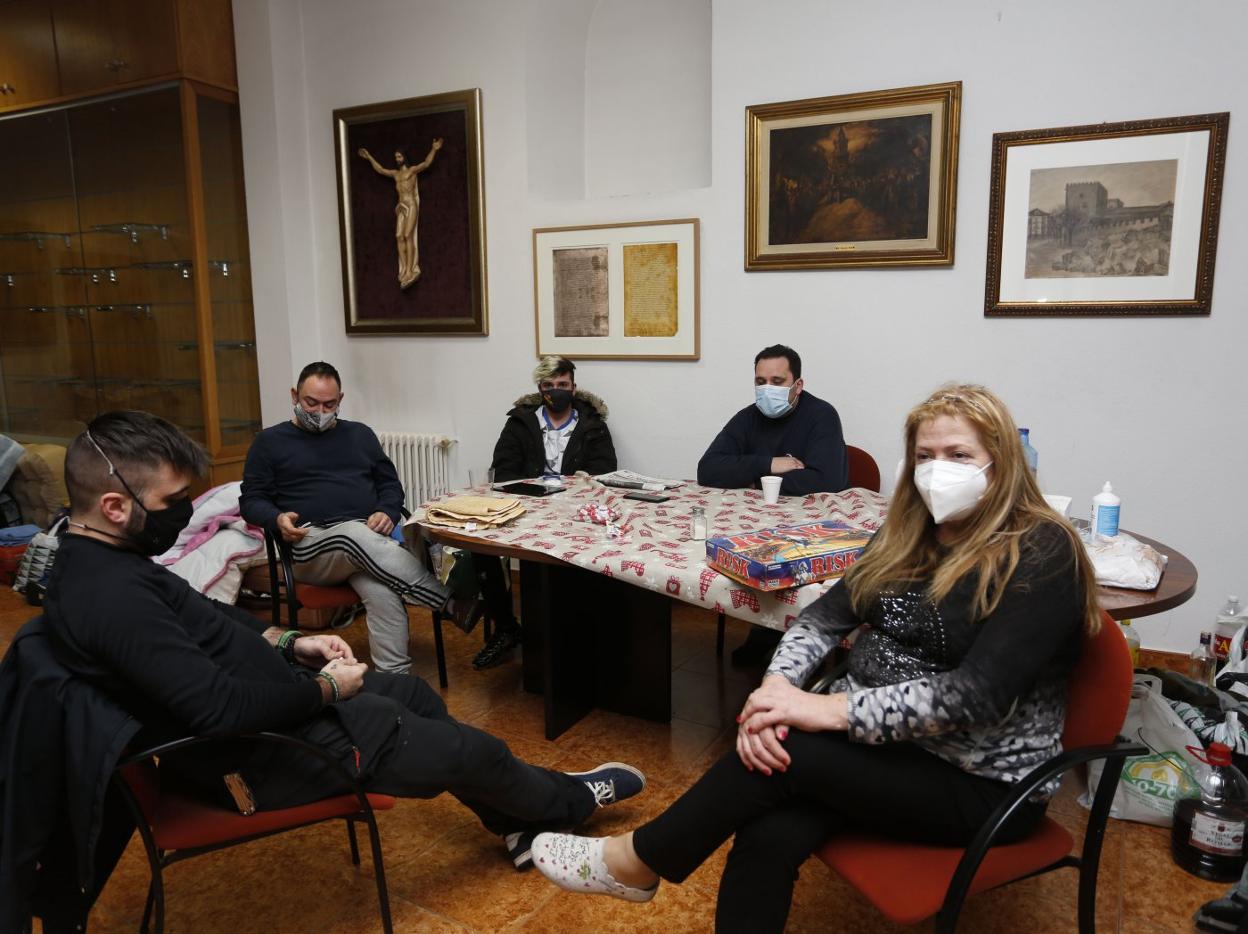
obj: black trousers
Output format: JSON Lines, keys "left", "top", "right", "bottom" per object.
{"left": 253, "top": 672, "right": 593, "bottom": 836}
{"left": 478, "top": 554, "right": 518, "bottom": 632}
{"left": 632, "top": 730, "right": 1046, "bottom": 934}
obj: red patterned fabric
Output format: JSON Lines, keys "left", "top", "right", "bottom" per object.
{"left": 415, "top": 477, "right": 887, "bottom": 631}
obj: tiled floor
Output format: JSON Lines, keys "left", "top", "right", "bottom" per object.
{"left": 0, "top": 584, "right": 1224, "bottom": 932}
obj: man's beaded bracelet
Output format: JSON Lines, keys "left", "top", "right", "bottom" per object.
{"left": 316, "top": 670, "right": 340, "bottom": 703}
{"left": 276, "top": 629, "right": 303, "bottom": 664}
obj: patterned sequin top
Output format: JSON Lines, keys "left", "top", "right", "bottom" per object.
{"left": 766, "top": 522, "right": 1083, "bottom": 795}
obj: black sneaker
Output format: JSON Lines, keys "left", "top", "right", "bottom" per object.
{"left": 730, "top": 626, "right": 782, "bottom": 667}
{"left": 565, "top": 762, "right": 646, "bottom": 808}
{"left": 503, "top": 829, "right": 537, "bottom": 870}
{"left": 473, "top": 624, "right": 522, "bottom": 669}
{"left": 1195, "top": 889, "right": 1248, "bottom": 932}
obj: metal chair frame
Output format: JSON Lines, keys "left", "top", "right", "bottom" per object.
{"left": 111, "top": 731, "right": 394, "bottom": 934}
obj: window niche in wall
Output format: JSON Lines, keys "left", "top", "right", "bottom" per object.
{"left": 525, "top": 0, "right": 711, "bottom": 200}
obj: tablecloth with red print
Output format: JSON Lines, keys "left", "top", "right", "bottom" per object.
{"left": 411, "top": 477, "right": 888, "bottom": 631}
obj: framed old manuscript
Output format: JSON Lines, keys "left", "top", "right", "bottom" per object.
{"left": 333, "top": 88, "right": 488, "bottom": 335}
{"left": 532, "top": 218, "right": 700, "bottom": 360}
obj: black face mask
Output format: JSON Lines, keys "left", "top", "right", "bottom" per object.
{"left": 84, "top": 430, "right": 194, "bottom": 556}
{"left": 126, "top": 495, "right": 194, "bottom": 556}
{"left": 542, "top": 388, "right": 574, "bottom": 414}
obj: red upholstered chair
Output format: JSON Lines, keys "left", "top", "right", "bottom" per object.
{"left": 715, "top": 444, "right": 882, "bottom": 657}
{"left": 263, "top": 528, "right": 363, "bottom": 630}
{"left": 845, "top": 444, "right": 881, "bottom": 494}
{"left": 815, "top": 610, "right": 1142, "bottom": 933}
{"left": 113, "top": 732, "right": 396, "bottom": 934}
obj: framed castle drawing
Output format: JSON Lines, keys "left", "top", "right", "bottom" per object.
{"left": 334, "top": 88, "right": 488, "bottom": 335}
{"left": 745, "top": 82, "right": 961, "bottom": 271}
{"left": 985, "top": 112, "right": 1229, "bottom": 317}
{"left": 532, "top": 219, "right": 700, "bottom": 360}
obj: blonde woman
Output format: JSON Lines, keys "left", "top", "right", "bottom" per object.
{"left": 531, "top": 384, "right": 1101, "bottom": 933}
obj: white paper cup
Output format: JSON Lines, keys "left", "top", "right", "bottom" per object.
{"left": 761, "top": 475, "right": 782, "bottom": 504}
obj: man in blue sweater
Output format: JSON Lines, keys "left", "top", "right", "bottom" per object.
{"left": 697, "top": 345, "right": 848, "bottom": 496}
{"left": 697, "top": 345, "right": 849, "bottom": 664}
{"left": 241, "top": 362, "right": 478, "bottom": 675}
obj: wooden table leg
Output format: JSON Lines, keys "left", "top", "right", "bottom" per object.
{"left": 520, "top": 561, "right": 673, "bottom": 740}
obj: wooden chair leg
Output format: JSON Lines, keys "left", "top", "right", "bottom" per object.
{"left": 716, "top": 613, "right": 726, "bottom": 658}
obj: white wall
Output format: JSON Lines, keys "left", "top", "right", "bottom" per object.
{"left": 234, "top": 0, "right": 1248, "bottom": 653}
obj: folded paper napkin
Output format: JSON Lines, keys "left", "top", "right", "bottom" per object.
{"left": 574, "top": 503, "right": 620, "bottom": 525}
{"left": 423, "top": 495, "right": 526, "bottom": 530}
{"left": 1083, "top": 529, "right": 1166, "bottom": 590}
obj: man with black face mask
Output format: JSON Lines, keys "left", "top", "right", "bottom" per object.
{"left": 489, "top": 355, "right": 617, "bottom": 485}
{"left": 37, "top": 409, "right": 646, "bottom": 895}
{"left": 468, "top": 356, "right": 618, "bottom": 669}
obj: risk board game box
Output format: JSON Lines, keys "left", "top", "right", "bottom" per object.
{"left": 706, "top": 520, "right": 873, "bottom": 591}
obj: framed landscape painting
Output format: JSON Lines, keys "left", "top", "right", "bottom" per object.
{"left": 985, "top": 112, "right": 1229, "bottom": 316}
{"left": 333, "top": 88, "right": 488, "bottom": 335}
{"left": 532, "top": 219, "right": 699, "bottom": 360}
{"left": 745, "top": 81, "right": 961, "bottom": 270}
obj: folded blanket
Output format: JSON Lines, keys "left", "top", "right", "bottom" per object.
{"left": 424, "top": 496, "right": 525, "bottom": 529}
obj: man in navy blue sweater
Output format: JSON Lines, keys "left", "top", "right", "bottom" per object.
{"left": 697, "top": 345, "right": 848, "bottom": 496}
{"left": 697, "top": 345, "right": 849, "bottom": 664}
{"left": 241, "top": 362, "right": 478, "bottom": 675}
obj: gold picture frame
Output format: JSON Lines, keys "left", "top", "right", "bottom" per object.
{"left": 532, "top": 218, "right": 700, "bottom": 361}
{"left": 745, "top": 81, "right": 961, "bottom": 271}
{"left": 333, "top": 88, "right": 488, "bottom": 335}
{"left": 985, "top": 112, "right": 1229, "bottom": 317}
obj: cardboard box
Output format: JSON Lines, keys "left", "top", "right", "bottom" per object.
{"left": 706, "top": 520, "right": 873, "bottom": 591}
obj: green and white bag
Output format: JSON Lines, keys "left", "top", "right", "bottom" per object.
{"left": 1081, "top": 674, "right": 1208, "bottom": 827}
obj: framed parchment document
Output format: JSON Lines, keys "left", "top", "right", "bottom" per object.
{"left": 532, "top": 219, "right": 699, "bottom": 360}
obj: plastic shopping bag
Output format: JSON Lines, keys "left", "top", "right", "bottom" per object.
{"left": 1081, "top": 674, "right": 1208, "bottom": 826}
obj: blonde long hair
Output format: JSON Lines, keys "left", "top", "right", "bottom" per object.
{"left": 846, "top": 384, "right": 1101, "bottom": 633}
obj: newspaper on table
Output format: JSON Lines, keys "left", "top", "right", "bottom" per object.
{"left": 594, "top": 469, "right": 683, "bottom": 492}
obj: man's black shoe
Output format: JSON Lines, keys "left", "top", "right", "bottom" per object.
{"left": 473, "top": 625, "right": 522, "bottom": 670}
{"left": 1195, "top": 888, "right": 1248, "bottom": 933}
{"left": 730, "top": 625, "right": 782, "bottom": 667}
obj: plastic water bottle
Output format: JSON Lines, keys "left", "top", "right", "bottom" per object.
{"left": 1018, "top": 428, "right": 1038, "bottom": 477}
{"left": 1215, "top": 596, "right": 1245, "bottom": 664}
{"left": 1172, "top": 718, "right": 1248, "bottom": 882}
{"left": 1091, "top": 482, "right": 1120, "bottom": 538}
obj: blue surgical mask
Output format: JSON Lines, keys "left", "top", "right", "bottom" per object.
{"left": 755, "top": 384, "right": 794, "bottom": 419}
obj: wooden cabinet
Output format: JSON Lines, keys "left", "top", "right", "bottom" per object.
{"left": 1, "top": 0, "right": 235, "bottom": 113}
{"left": 0, "top": 84, "right": 262, "bottom": 484}
{"left": 0, "top": 0, "right": 62, "bottom": 106}
{"left": 54, "top": 0, "right": 179, "bottom": 95}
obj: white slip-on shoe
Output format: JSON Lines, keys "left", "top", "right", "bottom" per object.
{"left": 531, "top": 833, "right": 658, "bottom": 903}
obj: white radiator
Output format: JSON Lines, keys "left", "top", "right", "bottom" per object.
{"left": 377, "top": 432, "right": 455, "bottom": 511}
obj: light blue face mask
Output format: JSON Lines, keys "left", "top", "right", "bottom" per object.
{"left": 754, "top": 384, "right": 794, "bottom": 419}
